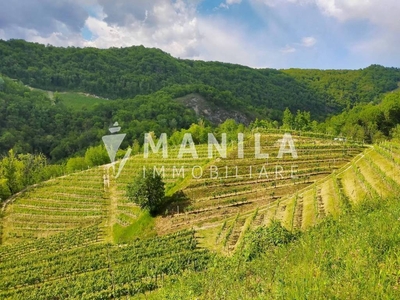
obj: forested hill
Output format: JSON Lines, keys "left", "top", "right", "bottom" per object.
{"left": 0, "top": 76, "right": 198, "bottom": 160}
{"left": 1, "top": 39, "right": 400, "bottom": 121}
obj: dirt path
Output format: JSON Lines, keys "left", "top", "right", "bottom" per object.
{"left": 104, "top": 167, "right": 119, "bottom": 243}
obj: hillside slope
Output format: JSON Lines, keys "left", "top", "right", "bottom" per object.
{"left": 1, "top": 139, "right": 400, "bottom": 298}
{"left": 1, "top": 132, "right": 364, "bottom": 245}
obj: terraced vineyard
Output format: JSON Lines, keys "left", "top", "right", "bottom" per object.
{"left": 1, "top": 145, "right": 214, "bottom": 244}
{"left": 0, "top": 228, "right": 210, "bottom": 299}
{"left": 1, "top": 168, "right": 107, "bottom": 244}
{"left": 1, "top": 133, "right": 367, "bottom": 248}
{"left": 155, "top": 134, "right": 365, "bottom": 248}
{"left": 204, "top": 142, "right": 400, "bottom": 253}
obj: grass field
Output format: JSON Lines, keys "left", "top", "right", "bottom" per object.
{"left": 147, "top": 194, "right": 400, "bottom": 299}
{"left": 58, "top": 92, "right": 108, "bottom": 109}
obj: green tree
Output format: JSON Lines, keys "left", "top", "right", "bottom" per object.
{"left": 294, "top": 110, "right": 311, "bottom": 131}
{"left": 84, "top": 145, "right": 109, "bottom": 167}
{"left": 126, "top": 173, "right": 165, "bottom": 215}
{"left": 0, "top": 76, "right": 5, "bottom": 91}
{"left": 1, "top": 150, "right": 22, "bottom": 194}
{"left": 391, "top": 124, "right": 400, "bottom": 141}
{"left": 18, "top": 153, "right": 47, "bottom": 186}
{"left": 282, "top": 108, "right": 294, "bottom": 130}
{"left": 131, "top": 139, "right": 141, "bottom": 155}
{"left": 218, "top": 119, "right": 239, "bottom": 142}
{"left": 53, "top": 91, "right": 61, "bottom": 104}
{"left": 0, "top": 179, "right": 11, "bottom": 202}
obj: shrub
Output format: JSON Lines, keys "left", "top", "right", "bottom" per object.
{"left": 243, "top": 220, "right": 296, "bottom": 261}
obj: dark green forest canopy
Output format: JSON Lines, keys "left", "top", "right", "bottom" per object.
{"left": 1, "top": 39, "right": 399, "bottom": 121}
{"left": 283, "top": 65, "right": 400, "bottom": 107}
{"left": 0, "top": 76, "right": 197, "bottom": 160}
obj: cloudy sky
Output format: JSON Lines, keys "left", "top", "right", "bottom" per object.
{"left": 0, "top": 0, "right": 399, "bottom": 69}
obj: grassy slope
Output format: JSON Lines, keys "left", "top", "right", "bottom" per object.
{"left": 112, "top": 210, "right": 156, "bottom": 243}
{"left": 147, "top": 195, "right": 400, "bottom": 299}
{"left": 25, "top": 85, "right": 107, "bottom": 109}
{"left": 146, "top": 141, "right": 400, "bottom": 299}
{"left": 58, "top": 92, "right": 108, "bottom": 109}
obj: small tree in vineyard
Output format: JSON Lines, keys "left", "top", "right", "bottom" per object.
{"left": 126, "top": 173, "right": 165, "bottom": 215}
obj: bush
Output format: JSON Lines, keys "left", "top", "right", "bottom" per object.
{"left": 243, "top": 220, "right": 296, "bottom": 261}
{"left": 0, "top": 179, "right": 11, "bottom": 202}
{"left": 66, "top": 157, "right": 87, "bottom": 173}
{"left": 84, "top": 145, "right": 109, "bottom": 167}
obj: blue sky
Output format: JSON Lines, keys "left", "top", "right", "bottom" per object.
{"left": 0, "top": 0, "right": 399, "bottom": 69}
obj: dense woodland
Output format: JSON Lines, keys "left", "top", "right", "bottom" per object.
{"left": 1, "top": 39, "right": 400, "bottom": 119}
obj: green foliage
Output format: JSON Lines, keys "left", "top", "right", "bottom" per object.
{"left": 127, "top": 173, "right": 166, "bottom": 215}
{"left": 322, "top": 91, "right": 400, "bottom": 143}
{"left": 84, "top": 145, "right": 109, "bottom": 167}
{"left": 65, "top": 157, "right": 87, "bottom": 173}
{"left": 242, "top": 220, "right": 296, "bottom": 261}
{"left": 390, "top": 124, "right": 400, "bottom": 141}
{"left": 251, "top": 118, "right": 279, "bottom": 129}
{"left": 0, "top": 150, "right": 64, "bottom": 199}
{"left": 0, "top": 76, "right": 4, "bottom": 91}
{"left": 0, "top": 179, "right": 11, "bottom": 202}
{"left": 282, "top": 108, "right": 294, "bottom": 130}
{"left": 0, "top": 150, "right": 22, "bottom": 194}
{"left": 294, "top": 110, "right": 311, "bottom": 131}
{"left": 18, "top": 153, "right": 47, "bottom": 187}
{"left": 131, "top": 139, "right": 141, "bottom": 155}
{"left": 1, "top": 40, "right": 399, "bottom": 126}
{"left": 283, "top": 65, "right": 400, "bottom": 106}
{"left": 1, "top": 40, "right": 400, "bottom": 162}
{"left": 150, "top": 196, "right": 400, "bottom": 299}
{"left": 0, "top": 74, "right": 198, "bottom": 161}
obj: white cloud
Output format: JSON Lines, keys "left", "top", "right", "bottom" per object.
{"left": 280, "top": 36, "right": 315, "bottom": 54}
{"left": 82, "top": 1, "right": 201, "bottom": 58}
{"left": 251, "top": 0, "right": 305, "bottom": 7}
{"left": 219, "top": 0, "right": 242, "bottom": 9}
{"left": 26, "top": 1, "right": 261, "bottom": 67}
{"left": 301, "top": 36, "right": 316, "bottom": 47}
{"left": 3, "top": 0, "right": 399, "bottom": 69}
{"left": 314, "top": 0, "right": 399, "bottom": 26}
{"left": 250, "top": 0, "right": 400, "bottom": 65}
{"left": 312, "top": 0, "right": 400, "bottom": 60}
{"left": 251, "top": 0, "right": 400, "bottom": 30}
{"left": 281, "top": 45, "right": 296, "bottom": 54}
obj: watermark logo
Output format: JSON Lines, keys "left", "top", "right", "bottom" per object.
{"left": 142, "top": 132, "right": 298, "bottom": 180}
{"left": 102, "top": 122, "right": 131, "bottom": 178}
{"left": 102, "top": 123, "right": 298, "bottom": 181}
{"left": 143, "top": 132, "right": 297, "bottom": 159}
